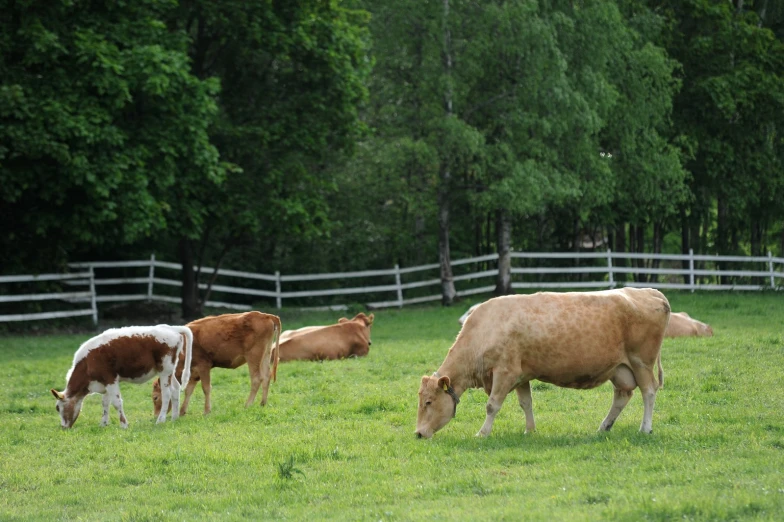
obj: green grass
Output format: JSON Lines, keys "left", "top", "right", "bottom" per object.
{"left": 1, "top": 292, "right": 783, "bottom": 521}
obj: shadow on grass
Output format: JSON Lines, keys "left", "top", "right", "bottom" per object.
{"left": 430, "top": 427, "right": 663, "bottom": 452}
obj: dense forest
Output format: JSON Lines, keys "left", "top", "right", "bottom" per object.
{"left": 2, "top": 0, "right": 784, "bottom": 315}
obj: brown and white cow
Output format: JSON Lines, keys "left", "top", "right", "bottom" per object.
{"left": 277, "top": 312, "right": 374, "bottom": 362}
{"left": 152, "top": 311, "right": 280, "bottom": 417}
{"left": 665, "top": 312, "right": 713, "bottom": 338}
{"left": 416, "top": 288, "right": 670, "bottom": 439}
{"left": 51, "top": 325, "right": 193, "bottom": 429}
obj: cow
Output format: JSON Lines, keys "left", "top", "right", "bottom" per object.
{"left": 416, "top": 288, "right": 670, "bottom": 439}
{"left": 278, "top": 313, "right": 374, "bottom": 362}
{"left": 665, "top": 312, "right": 713, "bottom": 338}
{"left": 152, "top": 311, "right": 280, "bottom": 417}
{"left": 278, "top": 313, "right": 373, "bottom": 342}
{"left": 51, "top": 325, "right": 193, "bottom": 429}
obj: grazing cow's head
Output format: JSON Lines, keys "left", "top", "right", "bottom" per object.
{"left": 415, "top": 374, "right": 458, "bottom": 439}
{"left": 50, "top": 389, "right": 84, "bottom": 429}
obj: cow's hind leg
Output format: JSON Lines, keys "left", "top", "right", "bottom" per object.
{"left": 156, "top": 372, "right": 173, "bottom": 424}
{"left": 100, "top": 392, "right": 111, "bottom": 427}
{"left": 169, "top": 375, "right": 181, "bottom": 422}
{"left": 598, "top": 365, "right": 636, "bottom": 431}
{"left": 179, "top": 367, "right": 202, "bottom": 416}
{"left": 477, "top": 371, "right": 518, "bottom": 437}
{"left": 245, "top": 346, "right": 271, "bottom": 407}
{"left": 106, "top": 382, "right": 128, "bottom": 429}
{"left": 515, "top": 381, "right": 536, "bottom": 433}
{"left": 629, "top": 360, "right": 658, "bottom": 434}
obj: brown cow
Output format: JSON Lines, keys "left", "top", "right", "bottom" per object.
{"left": 416, "top": 288, "right": 670, "bottom": 439}
{"left": 665, "top": 312, "right": 713, "bottom": 338}
{"left": 278, "top": 313, "right": 374, "bottom": 362}
{"left": 52, "top": 325, "right": 193, "bottom": 428}
{"left": 152, "top": 311, "right": 280, "bottom": 417}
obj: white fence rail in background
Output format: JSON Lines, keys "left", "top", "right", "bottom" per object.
{"left": 0, "top": 269, "right": 98, "bottom": 325}
{"left": 1, "top": 250, "right": 782, "bottom": 324}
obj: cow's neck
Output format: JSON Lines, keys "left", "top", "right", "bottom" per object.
{"left": 437, "top": 355, "right": 482, "bottom": 397}
{"left": 65, "top": 360, "right": 91, "bottom": 399}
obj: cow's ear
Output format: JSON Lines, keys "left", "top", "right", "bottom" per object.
{"left": 367, "top": 313, "right": 374, "bottom": 325}
{"left": 437, "top": 375, "right": 451, "bottom": 390}
{"left": 50, "top": 389, "right": 64, "bottom": 400}
{"left": 338, "top": 317, "right": 348, "bottom": 323}
{"left": 421, "top": 375, "right": 431, "bottom": 385}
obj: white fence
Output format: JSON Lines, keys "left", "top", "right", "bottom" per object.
{"left": 1, "top": 250, "right": 782, "bottom": 324}
{"left": 0, "top": 269, "right": 98, "bottom": 325}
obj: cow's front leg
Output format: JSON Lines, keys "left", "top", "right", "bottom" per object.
{"left": 199, "top": 366, "right": 213, "bottom": 415}
{"left": 100, "top": 392, "right": 111, "bottom": 427}
{"left": 106, "top": 382, "right": 128, "bottom": 429}
{"left": 515, "top": 381, "right": 536, "bottom": 433}
{"left": 477, "top": 372, "right": 518, "bottom": 437}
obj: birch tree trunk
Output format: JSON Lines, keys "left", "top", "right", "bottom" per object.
{"left": 494, "top": 210, "right": 512, "bottom": 295}
{"left": 438, "top": 0, "right": 456, "bottom": 305}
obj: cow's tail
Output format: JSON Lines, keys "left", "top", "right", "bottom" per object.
{"left": 271, "top": 316, "right": 281, "bottom": 382}
{"left": 174, "top": 326, "right": 193, "bottom": 389}
{"left": 657, "top": 352, "right": 664, "bottom": 389}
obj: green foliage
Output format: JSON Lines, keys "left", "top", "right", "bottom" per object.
{"left": 0, "top": 0, "right": 225, "bottom": 271}
{"left": 1, "top": 293, "right": 784, "bottom": 519}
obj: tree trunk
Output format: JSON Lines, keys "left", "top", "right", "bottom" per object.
{"left": 750, "top": 219, "right": 762, "bottom": 257}
{"left": 681, "top": 208, "right": 690, "bottom": 285}
{"left": 438, "top": 178, "right": 456, "bottom": 305}
{"left": 651, "top": 222, "right": 662, "bottom": 283}
{"left": 178, "top": 238, "right": 201, "bottom": 320}
{"left": 494, "top": 210, "right": 512, "bottom": 295}
{"left": 438, "top": 0, "right": 456, "bottom": 306}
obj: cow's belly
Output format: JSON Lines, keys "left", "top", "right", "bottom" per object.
{"left": 120, "top": 368, "right": 158, "bottom": 384}
{"left": 532, "top": 362, "right": 620, "bottom": 389}
{"left": 209, "top": 352, "right": 246, "bottom": 369}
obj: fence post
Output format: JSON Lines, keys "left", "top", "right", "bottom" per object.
{"left": 769, "top": 251, "right": 775, "bottom": 290}
{"left": 689, "top": 248, "right": 695, "bottom": 293}
{"left": 607, "top": 249, "right": 614, "bottom": 289}
{"left": 394, "top": 264, "right": 403, "bottom": 307}
{"left": 89, "top": 266, "right": 98, "bottom": 327}
{"left": 275, "top": 271, "right": 282, "bottom": 310}
{"left": 147, "top": 253, "right": 155, "bottom": 300}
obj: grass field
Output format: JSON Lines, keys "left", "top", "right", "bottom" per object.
{"left": 1, "top": 291, "right": 783, "bottom": 521}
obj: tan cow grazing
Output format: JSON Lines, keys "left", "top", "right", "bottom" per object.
{"left": 416, "top": 288, "right": 670, "bottom": 439}
{"left": 665, "top": 312, "right": 713, "bottom": 338}
{"left": 51, "top": 325, "right": 193, "bottom": 429}
{"left": 278, "top": 313, "right": 374, "bottom": 362}
{"left": 152, "top": 311, "right": 280, "bottom": 417}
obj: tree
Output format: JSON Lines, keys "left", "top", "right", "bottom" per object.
{"left": 0, "top": 0, "right": 224, "bottom": 274}
{"left": 163, "top": 1, "right": 372, "bottom": 318}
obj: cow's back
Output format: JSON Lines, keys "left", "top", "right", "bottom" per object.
{"left": 187, "top": 311, "right": 278, "bottom": 368}
{"left": 455, "top": 288, "right": 669, "bottom": 389}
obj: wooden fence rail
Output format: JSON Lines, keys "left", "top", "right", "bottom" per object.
{"left": 1, "top": 250, "right": 782, "bottom": 324}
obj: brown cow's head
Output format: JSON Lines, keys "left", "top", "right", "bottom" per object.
{"left": 50, "top": 388, "right": 84, "bottom": 429}
{"left": 415, "top": 375, "right": 457, "bottom": 439}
